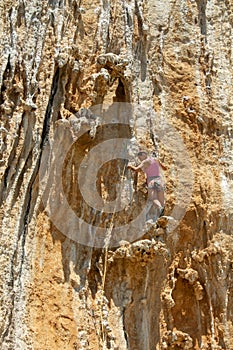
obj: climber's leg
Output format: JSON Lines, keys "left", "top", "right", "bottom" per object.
{"left": 157, "top": 189, "right": 165, "bottom": 208}
{"left": 148, "top": 179, "right": 163, "bottom": 207}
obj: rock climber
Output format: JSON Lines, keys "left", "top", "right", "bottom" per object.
{"left": 127, "top": 150, "right": 167, "bottom": 217}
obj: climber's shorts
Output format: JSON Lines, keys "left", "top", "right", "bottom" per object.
{"left": 147, "top": 176, "right": 165, "bottom": 192}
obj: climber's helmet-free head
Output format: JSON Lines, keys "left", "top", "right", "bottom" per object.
{"left": 137, "top": 151, "right": 147, "bottom": 161}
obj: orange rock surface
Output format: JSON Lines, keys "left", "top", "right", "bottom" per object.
{"left": 0, "top": 1, "right": 232, "bottom": 349}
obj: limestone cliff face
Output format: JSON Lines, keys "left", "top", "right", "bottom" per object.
{"left": 0, "top": 1, "right": 233, "bottom": 349}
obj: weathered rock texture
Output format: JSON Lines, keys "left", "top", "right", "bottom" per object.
{"left": 0, "top": 0, "right": 233, "bottom": 349}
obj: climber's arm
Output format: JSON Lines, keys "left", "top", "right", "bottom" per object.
{"left": 128, "top": 159, "right": 150, "bottom": 172}
{"left": 158, "top": 159, "right": 167, "bottom": 171}
{"left": 127, "top": 164, "right": 142, "bottom": 172}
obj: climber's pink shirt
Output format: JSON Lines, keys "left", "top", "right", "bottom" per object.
{"left": 143, "top": 157, "right": 160, "bottom": 183}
